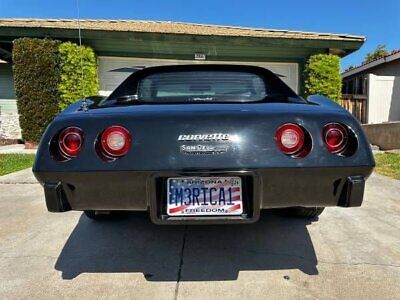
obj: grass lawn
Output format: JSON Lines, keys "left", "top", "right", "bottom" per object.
{"left": 374, "top": 153, "right": 400, "bottom": 180}
{"left": 0, "top": 154, "right": 36, "bottom": 176}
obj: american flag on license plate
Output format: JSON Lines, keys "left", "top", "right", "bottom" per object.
{"left": 167, "top": 177, "right": 243, "bottom": 216}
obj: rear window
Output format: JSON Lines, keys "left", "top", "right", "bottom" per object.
{"left": 136, "top": 71, "right": 267, "bottom": 103}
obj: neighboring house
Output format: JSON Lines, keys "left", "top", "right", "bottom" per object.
{"left": 0, "top": 18, "right": 364, "bottom": 140}
{"left": 342, "top": 50, "right": 400, "bottom": 124}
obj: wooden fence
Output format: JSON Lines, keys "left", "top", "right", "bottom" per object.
{"left": 340, "top": 94, "right": 367, "bottom": 124}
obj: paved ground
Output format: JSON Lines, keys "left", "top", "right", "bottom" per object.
{"left": 0, "top": 169, "right": 399, "bottom": 299}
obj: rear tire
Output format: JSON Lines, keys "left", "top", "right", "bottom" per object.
{"left": 84, "top": 210, "right": 127, "bottom": 221}
{"left": 284, "top": 207, "right": 325, "bottom": 219}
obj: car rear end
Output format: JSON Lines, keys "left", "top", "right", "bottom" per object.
{"left": 33, "top": 65, "right": 375, "bottom": 224}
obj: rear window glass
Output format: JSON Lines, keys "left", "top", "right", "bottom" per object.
{"left": 136, "top": 71, "right": 267, "bottom": 103}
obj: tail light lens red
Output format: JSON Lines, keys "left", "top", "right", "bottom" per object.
{"left": 275, "top": 123, "right": 305, "bottom": 155}
{"left": 323, "top": 123, "right": 348, "bottom": 153}
{"left": 58, "top": 127, "right": 83, "bottom": 158}
{"left": 100, "top": 126, "right": 131, "bottom": 157}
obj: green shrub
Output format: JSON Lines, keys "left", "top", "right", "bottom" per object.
{"left": 12, "top": 38, "right": 99, "bottom": 143}
{"left": 304, "top": 54, "right": 342, "bottom": 102}
{"left": 13, "top": 38, "right": 61, "bottom": 143}
{"left": 58, "top": 42, "right": 99, "bottom": 110}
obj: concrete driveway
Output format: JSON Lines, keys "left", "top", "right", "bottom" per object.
{"left": 0, "top": 169, "right": 399, "bottom": 299}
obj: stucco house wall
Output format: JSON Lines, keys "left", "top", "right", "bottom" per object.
{"left": 367, "top": 59, "right": 400, "bottom": 76}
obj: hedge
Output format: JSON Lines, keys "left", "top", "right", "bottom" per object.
{"left": 12, "top": 38, "right": 99, "bottom": 143}
{"left": 13, "top": 38, "right": 61, "bottom": 143}
{"left": 304, "top": 54, "right": 342, "bottom": 102}
{"left": 58, "top": 42, "right": 98, "bottom": 110}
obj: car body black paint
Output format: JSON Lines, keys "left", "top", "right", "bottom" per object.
{"left": 33, "top": 64, "right": 375, "bottom": 225}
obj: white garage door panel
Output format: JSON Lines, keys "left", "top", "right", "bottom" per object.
{"left": 98, "top": 57, "right": 299, "bottom": 96}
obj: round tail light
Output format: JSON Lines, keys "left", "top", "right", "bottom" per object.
{"left": 323, "top": 123, "right": 348, "bottom": 153}
{"left": 101, "top": 126, "right": 131, "bottom": 157}
{"left": 58, "top": 127, "right": 83, "bottom": 158}
{"left": 275, "top": 123, "right": 305, "bottom": 155}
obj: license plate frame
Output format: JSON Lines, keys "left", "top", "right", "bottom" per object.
{"left": 166, "top": 176, "right": 243, "bottom": 216}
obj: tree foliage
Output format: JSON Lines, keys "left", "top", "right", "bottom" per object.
{"left": 344, "top": 65, "right": 356, "bottom": 72}
{"left": 12, "top": 38, "right": 61, "bottom": 143}
{"left": 304, "top": 54, "right": 342, "bottom": 102}
{"left": 363, "top": 45, "right": 389, "bottom": 64}
{"left": 58, "top": 42, "right": 99, "bottom": 110}
{"left": 12, "top": 38, "right": 99, "bottom": 143}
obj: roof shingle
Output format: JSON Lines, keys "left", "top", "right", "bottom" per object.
{"left": 0, "top": 18, "right": 365, "bottom": 42}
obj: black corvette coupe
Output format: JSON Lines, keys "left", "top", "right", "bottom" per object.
{"left": 33, "top": 64, "right": 375, "bottom": 224}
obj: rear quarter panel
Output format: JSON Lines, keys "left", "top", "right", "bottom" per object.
{"left": 33, "top": 100, "right": 375, "bottom": 174}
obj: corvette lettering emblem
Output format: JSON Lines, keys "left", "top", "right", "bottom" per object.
{"left": 177, "top": 133, "right": 230, "bottom": 142}
{"left": 178, "top": 133, "right": 231, "bottom": 154}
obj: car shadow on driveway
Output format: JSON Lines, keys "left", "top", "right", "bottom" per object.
{"left": 55, "top": 211, "right": 319, "bottom": 281}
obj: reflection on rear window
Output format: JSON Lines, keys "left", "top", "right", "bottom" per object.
{"left": 137, "top": 71, "right": 267, "bottom": 103}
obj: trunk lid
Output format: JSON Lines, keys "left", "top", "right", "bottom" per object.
{"left": 33, "top": 102, "right": 374, "bottom": 172}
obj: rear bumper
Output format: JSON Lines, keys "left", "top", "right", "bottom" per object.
{"left": 34, "top": 166, "right": 373, "bottom": 224}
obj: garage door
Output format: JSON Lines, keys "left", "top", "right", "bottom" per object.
{"left": 98, "top": 57, "right": 299, "bottom": 96}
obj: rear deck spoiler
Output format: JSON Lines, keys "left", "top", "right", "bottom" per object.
{"left": 307, "top": 95, "right": 344, "bottom": 111}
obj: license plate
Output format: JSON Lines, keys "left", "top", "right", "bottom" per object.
{"left": 167, "top": 177, "right": 243, "bottom": 216}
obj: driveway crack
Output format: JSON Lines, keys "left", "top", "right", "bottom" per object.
{"left": 174, "top": 225, "right": 188, "bottom": 300}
